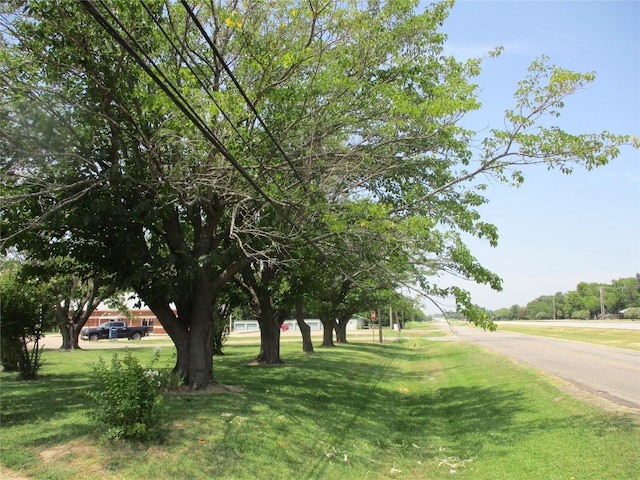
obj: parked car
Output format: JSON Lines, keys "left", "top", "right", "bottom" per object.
{"left": 80, "top": 321, "right": 148, "bottom": 341}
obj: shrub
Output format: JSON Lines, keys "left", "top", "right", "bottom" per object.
{"left": 0, "top": 262, "right": 53, "bottom": 379}
{"left": 90, "top": 351, "right": 164, "bottom": 441}
{"left": 622, "top": 307, "right": 640, "bottom": 319}
{"left": 572, "top": 309, "right": 590, "bottom": 320}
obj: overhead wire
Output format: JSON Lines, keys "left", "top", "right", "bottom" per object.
{"left": 78, "top": 0, "right": 336, "bottom": 268}
{"left": 138, "top": 0, "right": 294, "bottom": 199}
{"left": 179, "top": 0, "right": 308, "bottom": 191}
{"left": 78, "top": 0, "right": 461, "bottom": 317}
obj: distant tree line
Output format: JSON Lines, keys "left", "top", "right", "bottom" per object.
{"left": 491, "top": 275, "right": 640, "bottom": 320}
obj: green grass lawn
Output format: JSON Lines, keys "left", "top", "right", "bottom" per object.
{"left": 496, "top": 324, "right": 640, "bottom": 350}
{"left": 1, "top": 334, "right": 639, "bottom": 479}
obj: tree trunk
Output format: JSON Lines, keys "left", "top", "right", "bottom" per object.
{"left": 212, "top": 305, "right": 231, "bottom": 356}
{"left": 56, "top": 304, "right": 80, "bottom": 350}
{"left": 71, "top": 325, "right": 81, "bottom": 349}
{"left": 163, "top": 281, "right": 217, "bottom": 388}
{"left": 255, "top": 317, "right": 283, "bottom": 364}
{"left": 56, "top": 282, "right": 115, "bottom": 350}
{"left": 144, "top": 298, "right": 215, "bottom": 389}
{"left": 296, "top": 302, "right": 314, "bottom": 353}
{"left": 187, "top": 311, "right": 214, "bottom": 389}
{"left": 335, "top": 321, "right": 347, "bottom": 343}
{"left": 60, "top": 322, "right": 72, "bottom": 350}
{"left": 59, "top": 321, "right": 81, "bottom": 350}
{"left": 335, "top": 313, "right": 350, "bottom": 343}
{"left": 237, "top": 263, "right": 286, "bottom": 365}
{"left": 320, "top": 317, "right": 336, "bottom": 347}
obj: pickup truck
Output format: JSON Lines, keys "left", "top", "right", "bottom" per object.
{"left": 80, "top": 321, "right": 148, "bottom": 341}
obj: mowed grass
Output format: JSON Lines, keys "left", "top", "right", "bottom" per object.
{"left": 496, "top": 324, "right": 640, "bottom": 350}
{"left": 1, "top": 334, "right": 639, "bottom": 479}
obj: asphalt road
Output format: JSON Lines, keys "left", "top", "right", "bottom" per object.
{"left": 435, "top": 323, "right": 640, "bottom": 410}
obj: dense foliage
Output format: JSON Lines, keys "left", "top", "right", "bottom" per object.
{"left": 0, "top": 260, "right": 55, "bottom": 378}
{"left": 90, "top": 351, "right": 165, "bottom": 441}
{"left": 492, "top": 275, "right": 640, "bottom": 320}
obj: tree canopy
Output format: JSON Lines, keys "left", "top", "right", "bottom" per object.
{"left": 1, "top": 0, "right": 636, "bottom": 388}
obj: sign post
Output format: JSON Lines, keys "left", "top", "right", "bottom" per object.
{"left": 371, "top": 311, "right": 376, "bottom": 342}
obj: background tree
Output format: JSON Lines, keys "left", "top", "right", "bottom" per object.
{"left": 491, "top": 276, "right": 639, "bottom": 319}
{"left": 606, "top": 276, "right": 640, "bottom": 314}
{"left": 25, "top": 257, "right": 117, "bottom": 350}
{"left": 523, "top": 295, "right": 554, "bottom": 319}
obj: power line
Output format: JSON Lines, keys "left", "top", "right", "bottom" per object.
{"left": 179, "top": 0, "right": 307, "bottom": 191}
{"left": 138, "top": 0, "right": 295, "bottom": 199}
{"left": 78, "top": 0, "right": 335, "bottom": 269}
{"left": 78, "top": 0, "right": 458, "bottom": 316}
{"left": 81, "top": 2, "right": 294, "bottom": 226}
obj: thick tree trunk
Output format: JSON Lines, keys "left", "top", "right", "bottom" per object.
{"left": 188, "top": 278, "right": 216, "bottom": 387}
{"left": 335, "top": 313, "right": 351, "bottom": 343}
{"left": 255, "top": 317, "right": 283, "bottom": 364}
{"left": 172, "top": 334, "right": 190, "bottom": 382}
{"left": 59, "top": 322, "right": 81, "bottom": 350}
{"left": 296, "top": 302, "right": 314, "bottom": 353}
{"left": 335, "top": 321, "right": 347, "bottom": 343}
{"left": 56, "top": 304, "right": 71, "bottom": 350}
{"left": 320, "top": 317, "right": 336, "bottom": 347}
{"left": 145, "top": 281, "right": 217, "bottom": 389}
{"left": 56, "top": 305, "right": 81, "bottom": 350}
{"left": 60, "top": 322, "right": 72, "bottom": 350}
{"left": 187, "top": 311, "right": 214, "bottom": 389}
{"left": 143, "top": 299, "right": 196, "bottom": 387}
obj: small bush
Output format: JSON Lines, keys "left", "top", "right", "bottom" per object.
{"left": 572, "top": 309, "right": 590, "bottom": 320}
{"left": 159, "top": 369, "right": 185, "bottom": 392}
{"left": 90, "top": 351, "right": 164, "bottom": 441}
{"left": 621, "top": 307, "right": 640, "bottom": 319}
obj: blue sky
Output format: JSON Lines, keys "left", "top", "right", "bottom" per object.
{"left": 423, "top": 0, "right": 639, "bottom": 313}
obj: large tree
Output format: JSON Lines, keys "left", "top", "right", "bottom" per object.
{"left": 1, "top": 1, "right": 268, "bottom": 388}
{"left": 2, "top": 0, "right": 636, "bottom": 388}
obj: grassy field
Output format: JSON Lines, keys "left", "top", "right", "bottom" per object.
{"left": 1, "top": 329, "right": 639, "bottom": 479}
{"left": 495, "top": 324, "right": 640, "bottom": 350}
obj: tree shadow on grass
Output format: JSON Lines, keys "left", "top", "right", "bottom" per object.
{"left": 292, "top": 385, "right": 528, "bottom": 479}
{"left": 168, "top": 342, "right": 532, "bottom": 479}
{"left": 0, "top": 373, "right": 91, "bottom": 428}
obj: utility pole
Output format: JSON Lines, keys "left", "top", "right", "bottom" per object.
{"left": 600, "top": 287, "right": 606, "bottom": 319}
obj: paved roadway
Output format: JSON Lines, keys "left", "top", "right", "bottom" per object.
{"left": 435, "top": 322, "right": 640, "bottom": 410}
